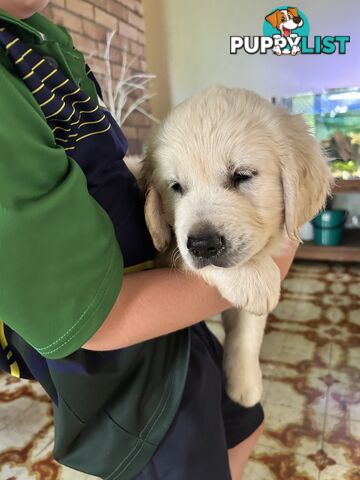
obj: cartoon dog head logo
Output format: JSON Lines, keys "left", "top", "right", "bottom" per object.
{"left": 264, "top": 6, "right": 309, "bottom": 56}
{"left": 265, "top": 7, "right": 303, "bottom": 37}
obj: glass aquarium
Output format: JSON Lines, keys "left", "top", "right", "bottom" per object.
{"left": 278, "top": 87, "right": 360, "bottom": 179}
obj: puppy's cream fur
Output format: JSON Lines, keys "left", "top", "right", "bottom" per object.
{"left": 140, "top": 86, "right": 333, "bottom": 407}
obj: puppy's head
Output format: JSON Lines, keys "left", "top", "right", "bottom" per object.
{"left": 265, "top": 8, "right": 303, "bottom": 35}
{"left": 143, "top": 86, "right": 332, "bottom": 271}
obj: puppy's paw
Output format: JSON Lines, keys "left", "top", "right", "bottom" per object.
{"left": 241, "top": 279, "right": 280, "bottom": 316}
{"left": 244, "top": 256, "right": 281, "bottom": 315}
{"left": 204, "top": 273, "right": 280, "bottom": 316}
{"left": 201, "top": 255, "right": 281, "bottom": 315}
{"left": 229, "top": 262, "right": 281, "bottom": 316}
{"left": 226, "top": 365, "right": 263, "bottom": 407}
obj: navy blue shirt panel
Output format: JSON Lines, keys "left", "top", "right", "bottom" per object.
{"left": 73, "top": 109, "right": 155, "bottom": 267}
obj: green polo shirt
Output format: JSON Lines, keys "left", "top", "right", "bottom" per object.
{"left": 0, "top": 9, "right": 123, "bottom": 359}
{"left": 0, "top": 11, "right": 190, "bottom": 479}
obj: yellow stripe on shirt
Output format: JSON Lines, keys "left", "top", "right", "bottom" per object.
{"left": 15, "top": 48, "right": 32, "bottom": 64}
{"left": 42, "top": 68, "right": 57, "bottom": 82}
{"left": 39, "top": 92, "right": 56, "bottom": 108}
{"left": 76, "top": 123, "right": 111, "bottom": 142}
{"left": 78, "top": 114, "right": 106, "bottom": 129}
{"left": 32, "top": 83, "right": 45, "bottom": 94}
{"left": 0, "top": 320, "right": 20, "bottom": 378}
{"left": 22, "top": 58, "right": 46, "bottom": 80}
{"left": 5, "top": 37, "right": 19, "bottom": 49}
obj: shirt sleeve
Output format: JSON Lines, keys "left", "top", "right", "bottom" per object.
{"left": 0, "top": 63, "right": 123, "bottom": 360}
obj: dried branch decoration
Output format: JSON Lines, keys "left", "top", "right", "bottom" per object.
{"left": 102, "top": 30, "right": 159, "bottom": 126}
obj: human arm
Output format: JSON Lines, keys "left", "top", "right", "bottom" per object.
{"left": 0, "top": 60, "right": 123, "bottom": 360}
{"left": 83, "top": 241, "right": 299, "bottom": 351}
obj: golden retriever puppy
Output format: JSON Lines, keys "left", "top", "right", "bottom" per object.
{"left": 141, "top": 86, "right": 333, "bottom": 407}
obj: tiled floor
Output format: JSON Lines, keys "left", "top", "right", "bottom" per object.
{"left": 0, "top": 261, "right": 359, "bottom": 479}
{"left": 210, "top": 261, "right": 360, "bottom": 480}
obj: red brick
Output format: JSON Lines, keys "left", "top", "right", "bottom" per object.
{"left": 66, "top": 0, "right": 94, "bottom": 19}
{"left": 111, "top": 64, "right": 122, "bottom": 80}
{"left": 51, "top": 6, "right": 83, "bottom": 33}
{"left": 97, "top": 42, "right": 107, "bottom": 58}
{"left": 97, "top": 37, "right": 128, "bottom": 61}
{"left": 134, "top": 1, "right": 144, "bottom": 16}
{"left": 82, "top": 19, "right": 108, "bottom": 42}
{"left": 111, "top": 54, "right": 140, "bottom": 74}
{"left": 88, "top": 56, "right": 107, "bottom": 75}
{"left": 128, "top": 12, "right": 145, "bottom": 31}
{"left": 118, "top": 0, "right": 136, "bottom": 11}
{"left": 94, "top": 73, "right": 106, "bottom": 92}
{"left": 118, "top": 19, "right": 138, "bottom": 41}
{"left": 71, "top": 32, "right": 97, "bottom": 56}
{"left": 106, "top": 0, "right": 128, "bottom": 21}
{"left": 95, "top": 7, "right": 118, "bottom": 30}
{"left": 86, "top": 0, "right": 106, "bottom": 8}
{"left": 137, "top": 31, "right": 145, "bottom": 45}
{"left": 109, "top": 33, "right": 130, "bottom": 51}
{"left": 130, "top": 41, "right": 145, "bottom": 58}
{"left": 140, "top": 59, "right": 148, "bottom": 71}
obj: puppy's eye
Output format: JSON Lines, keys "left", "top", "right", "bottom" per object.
{"left": 170, "top": 182, "right": 183, "bottom": 194}
{"left": 281, "top": 16, "right": 286, "bottom": 21}
{"left": 232, "top": 171, "right": 255, "bottom": 186}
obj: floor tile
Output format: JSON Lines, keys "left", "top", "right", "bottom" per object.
{"left": 260, "top": 330, "right": 286, "bottom": 361}
{"left": 319, "top": 464, "right": 360, "bottom": 479}
{"left": 244, "top": 442, "right": 320, "bottom": 480}
{"left": 265, "top": 377, "right": 310, "bottom": 410}
{"left": 323, "top": 415, "right": 360, "bottom": 468}
{"left": 272, "top": 299, "right": 322, "bottom": 324}
{"left": 261, "top": 403, "right": 325, "bottom": 457}
{"left": 326, "top": 382, "right": 360, "bottom": 422}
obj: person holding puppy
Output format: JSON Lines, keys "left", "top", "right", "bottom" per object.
{"left": 0, "top": 1, "right": 297, "bottom": 478}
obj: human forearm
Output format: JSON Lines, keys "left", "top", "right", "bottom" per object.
{"left": 83, "top": 268, "right": 230, "bottom": 351}
{"left": 83, "top": 242, "right": 298, "bottom": 351}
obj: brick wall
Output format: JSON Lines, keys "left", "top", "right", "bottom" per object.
{"left": 42, "top": 0, "right": 152, "bottom": 154}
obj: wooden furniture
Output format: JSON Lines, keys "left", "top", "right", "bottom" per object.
{"left": 332, "top": 178, "right": 360, "bottom": 194}
{"left": 295, "top": 178, "right": 360, "bottom": 262}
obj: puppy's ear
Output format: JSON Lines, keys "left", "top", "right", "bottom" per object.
{"left": 278, "top": 113, "right": 334, "bottom": 242}
{"left": 144, "top": 185, "right": 172, "bottom": 252}
{"left": 265, "top": 10, "right": 281, "bottom": 28}
{"left": 288, "top": 7, "right": 300, "bottom": 18}
{"left": 141, "top": 150, "right": 172, "bottom": 252}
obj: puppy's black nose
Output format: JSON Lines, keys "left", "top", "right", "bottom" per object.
{"left": 293, "top": 16, "right": 302, "bottom": 24}
{"left": 187, "top": 233, "right": 225, "bottom": 259}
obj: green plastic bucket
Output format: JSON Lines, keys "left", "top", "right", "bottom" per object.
{"left": 311, "top": 210, "right": 348, "bottom": 246}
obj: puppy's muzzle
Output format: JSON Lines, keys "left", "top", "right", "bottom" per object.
{"left": 187, "top": 232, "right": 225, "bottom": 259}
